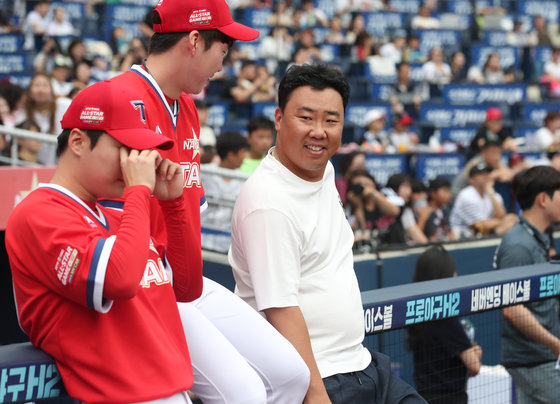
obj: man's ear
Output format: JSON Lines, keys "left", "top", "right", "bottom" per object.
{"left": 187, "top": 30, "right": 202, "bottom": 55}
{"left": 67, "top": 129, "right": 88, "bottom": 156}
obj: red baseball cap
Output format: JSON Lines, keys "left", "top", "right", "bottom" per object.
{"left": 398, "top": 115, "right": 414, "bottom": 125}
{"left": 152, "top": 0, "right": 260, "bottom": 42}
{"left": 61, "top": 81, "right": 174, "bottom": 150}
{"left": 486, "top": 107, "right": 503, "bottom": 121}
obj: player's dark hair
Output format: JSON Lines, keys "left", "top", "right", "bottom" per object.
{"left": 247, "top": 115, "right": 274, "bottom": 135}
{"left": 149, "top": 11, "right": 235, "bottom": 54}
{"left": 56, "top": 129, "right": 103, "bottom": 156}
{"left": 277, "top": 64, "right": 350, "bottom": 113}
{"left": 216, "top": 131, "right": 248, "bottom": 161}
{"left": 513, "top": 165, "right": 560, "bottom": 210}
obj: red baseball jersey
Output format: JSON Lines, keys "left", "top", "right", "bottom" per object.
{"left": 111, "top": 67, "right": 206, "bottom": 273}
{"left": 6, "top": 184, "right": 192, "bottom": 404}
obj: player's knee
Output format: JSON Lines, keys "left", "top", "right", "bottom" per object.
{"left": 267, "top": 358, "right": 310, "bottom": 403}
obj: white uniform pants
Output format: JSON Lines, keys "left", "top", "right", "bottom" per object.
{"left": 177, "top": 277, "right": 310, "bottom": 404}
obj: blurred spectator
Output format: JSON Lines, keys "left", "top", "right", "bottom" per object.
{"left": 354, "top": 31, "right": 376, "bottom": 61}
{"left": 268, "top": 0, "right": 294, "bottom": 28}
{"left": 387, "top": 62, "right": 427, "bottom": 119}
{"left": 335, "top": 150, "right": 366, "bottom": 205}
{"left": 403, "top": 34, "right": 427, "bottom": 64}
{"left": 33, "top": 36, "right": 63, "bottom": 74}
{"left": 450, "top": 163, "right": 517, "bottom": 238}
{"left": 543, "top": 47, "right": 560, "bottom": 84}
{"left": 469, "top": 107, "right": 515, "bottom": 156}
{"left": 287, "top": 45, "right": 317, "bottom": 70}
{"left": 45, "top": 6, "right": 75, "bottom": 37}
{"left": 324, "top": 16, "right": 345, "bottom": 44}
{"left": 467, "top": 52, "right": 515, "bottom": 84}
{"left": 452, "top": 140, "right": 516, "bottom": 200}
{"left": 507, "top": 19, "right": 534, "bottom": 48}
{"left": 90, "top": 54, "right": 113, "bottom": 82}
{"left": 0, "top": 94, "right": 10, "bottom": 152}
{"left": 50, "top": 55, "right": 73, "bottom": 98}
{"left": 359, "top": 109, "right": 388, "bottom": 153}
{"left": 117, "top": 37, "right": 148, "bottom": 72}
{"left": 15, "top": 72, "right": 71, "bottom": 166}
{"left": 240, "top": 115, "right": 275, "bottom": 175}
{"left": 195, "top": 99, "right": 217, "bottom": 164}
{"left": 408, "top": 245, "right": 482, "bottom": 404}
{"left": 201, "top": 131, "right": 249, "bottom": 253}
{"left": 422, "top": 46, "right": 451, "bottom": 86}
{"left": 388, "top": 113, "right": 419, "bottom": 153}
{"left": 410, "top": 177, "right": 431, "bottom": 235}
{"left": 67, "top": 38, "right": 89, "bottom": 70}
{"left": 449, "top": 51, "right": 467, "bottom": 83}
{"left": 379, "top": 173, "right": 428, "bottom": 245}
{"left": 424, "top": 177, "right": 454, "bottom": 241}
{"left": 380, "top": 29, "right": 407, "bottom": 65}
{"left": 110, "top": 26, "right": 128, "bottom": 59}
{"left": 531, "top": 111, "right": 560, "bottom": 151}
{"left": 345, "top": 169, "right": 400, "bottom": 253}
{"left": 71, "top": 60, "right": 94, "bottom": 91}
{"left": 335, "top": 0, "right": 388, "bottom": 15}
{"left": 259, "top": 26, "right": 293, "bottom": 65}
{"left": 22, "top": 0, "right": 51, "bottom": 51}
{"left": 293, "top": 28, "right": 321, "bottom": 60}
{"left": 0, "top": 81, "right": 24, "bottom": 128}
{"left": 410, "top": 4, "right": 440, "bottom": 30}
{"left": 530, "top": 15, "right": 552, "bottom": 47}
{"left": 367, "top": 44, "right": 397, "bottom": 77}
{"left": 0, "top": 9, "right": 14, "bottom": 33}
{"left": 344, "top": 13, "right": 367, "bottom": 45}
{"left": 297, "top": 0, "right": 328, "bottom": 28}
{"left": 10, "top": 119, "right": 43, "bottom": 164}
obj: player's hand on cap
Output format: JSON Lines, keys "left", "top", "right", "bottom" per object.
{"left": 120, "top": 148, "right": 161, "bottom": 192}
{"left": 153, "top": 158, "right": 183, "bottom": 201}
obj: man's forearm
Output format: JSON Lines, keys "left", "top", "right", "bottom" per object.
{"left": 264, "top": 306, "right": 331, "bottom": 403}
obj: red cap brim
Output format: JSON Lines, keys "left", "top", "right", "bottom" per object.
{"left": 107, "top": 128, "right": 174, "bottom": 151}
{"left": 218, "top": 22, "right": 260, "bottom": 41}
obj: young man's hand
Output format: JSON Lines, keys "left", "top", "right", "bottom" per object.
{"left": 153, "top": 158, "right": 183, "bottom": 200}
{"left": 120, "top": 148, "right": 161, "bottom": 192}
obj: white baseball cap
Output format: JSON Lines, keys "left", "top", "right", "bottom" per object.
{"left": 365, "top": 109, "right": 386, "bottom": 126}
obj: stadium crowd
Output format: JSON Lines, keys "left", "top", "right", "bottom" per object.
{"left": 1, "top": 0, "right": 560, "bottom": 252}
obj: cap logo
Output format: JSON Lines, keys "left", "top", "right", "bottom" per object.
{"left": 80, "top": 107, "right": 104, "bottom": 124}
{"left": 189, "top": 9, "right": 212, "bottom": 26}
{"left": 130, "top": 100, "right": 146, "bottom": 123}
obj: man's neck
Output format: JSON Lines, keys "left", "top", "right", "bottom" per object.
{"left": 144, "top": 55, "right": 182, "bottom": 100}
{"left": 521, "top": 210, "right": 549, "bottom": 234}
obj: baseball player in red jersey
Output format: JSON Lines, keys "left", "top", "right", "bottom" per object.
{"left": 110, "top": 0, "right": 310, "bottom": 402}
{"left": 6, "top": 81, "right": 201, "bottom": 404}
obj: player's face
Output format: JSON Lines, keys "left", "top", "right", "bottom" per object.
{"left": 189, "top": 40, "right": 229, "bottom": 94}
{"left": 274, "top": 86, "right": 343, "bottom": 182}
{"left": 80, "top": 133, "right": 126, "bottom": 201}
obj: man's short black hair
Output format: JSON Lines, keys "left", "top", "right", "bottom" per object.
{"left": 247, "top": 115, "right": 274, "bottom": 135}
{"left": 216, "top": 131, "right": 248, "bottom": 161}
{"left": 429, "top": 176, "right": 451, "bottom": 191}
{"left": 513, "top": 165, "right": 560, "bottom": 210}
{"left": 56, "top": 129, "right": 104, "bottom": 157}
{"left": 277, "top": 64, "right": 350, "bottom": 112}
{"left": 149, "top": 11, "right": 235, "bottom": 54}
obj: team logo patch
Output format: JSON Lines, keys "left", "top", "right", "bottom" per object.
{"left": 55, "top": 246, "right": 80, "bottom": 286}
{"left": 80, "top": 107, "right": 104, "bottom": 125}
{"left": 189, "top": 9, "right": 212, "bottom": 26}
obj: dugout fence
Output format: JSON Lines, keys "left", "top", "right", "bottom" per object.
{"left": 1, "top": 262, "right": 559, "bottom": 403}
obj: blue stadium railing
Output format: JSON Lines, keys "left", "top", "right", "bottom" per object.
{"left": 2, "top": 261, "right": 560, "bottom": 403}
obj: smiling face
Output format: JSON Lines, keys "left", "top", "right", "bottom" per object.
{"left": 274, "top": 86, "right": 344, "bottom": 182}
